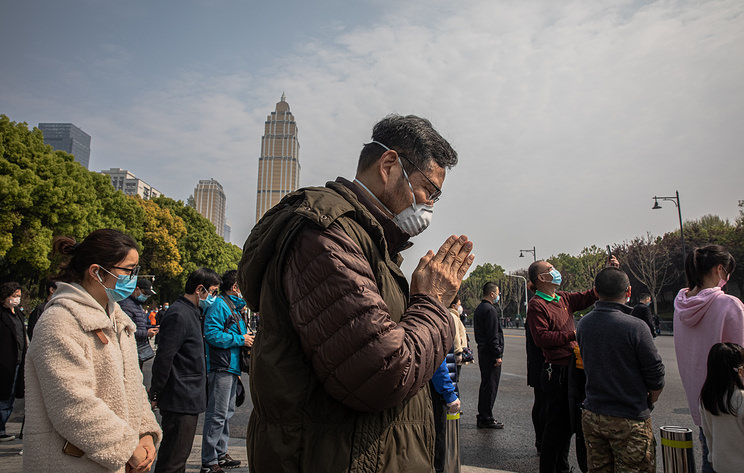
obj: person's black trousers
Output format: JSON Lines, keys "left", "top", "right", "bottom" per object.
{"left": 539, "top": 364, "right": 571, "bottom": 473}
{"left": 476, "top": 350, "right": 502, "bottom": 424}
{"left": 431, "top": 389, "right": 447, "bottom": 473}
{"left": 155, "top": 411, "right": 199, "bottom": 473}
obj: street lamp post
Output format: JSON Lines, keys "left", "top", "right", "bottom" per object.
{"left": 506, "top": 274, "right": 529, "bottom": 316}
{"left": 652, "top": 190, "right": 686, "bottom": 267}
{"left": 519, "top": 246, "right": 536, "bottom": 262}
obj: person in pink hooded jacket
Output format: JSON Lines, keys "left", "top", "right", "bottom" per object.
{"left": 674, "top": 244, "right": 744, "bottom": 473}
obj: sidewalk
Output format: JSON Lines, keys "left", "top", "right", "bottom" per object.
{"left": 0, "top": 419, "right": 513, "bottom": 473}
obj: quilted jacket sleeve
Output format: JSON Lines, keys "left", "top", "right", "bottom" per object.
{"left": 283, "top": 222, "right": 453, "bottom": 412}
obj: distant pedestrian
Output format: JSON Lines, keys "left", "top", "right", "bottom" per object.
{"left": 674, "top": 245, "right": 744, "bottom": 473}
{"left": 474, "top": 282, "right": 504, "bottom": 429}
{"left": 700, "top": 342, "right": 744, "bottom": 473}
{"left": 1, "top": 282, "right": 26, "bottom": 442}
{"left": 26, "top": 279, "right": 56, "bottom": 340}
{"left": 577, "top": 267, "right": 664, "bottom": 473}
{"left": 119, "top": 278, "right": 159, "bottom": 369}
{"left": 630, "top": 292, "right": 655, "bottom": 338}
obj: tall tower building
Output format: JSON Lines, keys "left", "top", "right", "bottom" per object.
{"left": 38, "top": 123, "right": 91, "bottom": 169}
{"left": 255, "top": 93, "right": 300, "bottom": 222}
{"left": 194, "top": 179, "right": 226, "bottom": 239}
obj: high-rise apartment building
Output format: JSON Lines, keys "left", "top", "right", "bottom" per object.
{"left": 194, "top": 178, "right": 226, "bottom": 238}
{"left": 101, "top": 168, "right": 162, "bottom": 200}
{"left": 38, "top": 123, "right": 92, "bottom": 169}
{"left": 255, "top": 93, "right": 300, "bottom": 222}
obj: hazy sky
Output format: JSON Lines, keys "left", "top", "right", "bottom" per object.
{"left": 2, "top": 0, "right": 742, "bottom": 277}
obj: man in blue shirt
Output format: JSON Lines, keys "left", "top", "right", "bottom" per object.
{"left": 201, "top": 270, "right": 254, "bottom": 473}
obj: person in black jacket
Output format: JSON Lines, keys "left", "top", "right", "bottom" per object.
{"left": 119, "top": 278, "right": 159, "bottom": 369}
{"left": 150, "top": 268, "right": 221, "bottom": 473}
{"left": 473, "top": 281, "right": 504, "bottom": 429}
{"left": 26, "top": 280, "right": 56, "bottom": 341}
{"left": 0, "top": 282, "right": 26, "bottom": 442}
{"left": 630, "top": 293, "right": 656, "bottom": 338}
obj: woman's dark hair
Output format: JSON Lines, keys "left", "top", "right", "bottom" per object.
{"left": 685, "top": 245, "right": 735, "bottom": 290}
{"left": 0, "top": 282, "right": 23, "bottom": 301}
{"left": 700, "top": 342, "right": 744, "bottom": 416}
{"left": 52, "top": 229, "right": 139, "bottom": 284}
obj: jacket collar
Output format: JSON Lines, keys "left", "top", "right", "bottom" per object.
{"left": 336, "top": 177, "right": 413, "bottom": 258}
{"left": 593, "top": 300, "right": 633, "bottom": 314}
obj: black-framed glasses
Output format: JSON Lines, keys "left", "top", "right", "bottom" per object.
{"left": 108, "top": 265, "right": 141, "bottom": 280}
{"left": 398, "top": 154, "right": 442, "bottom": 203}
{"left": 200, "top": 285, "right": 219, "bottom": 297}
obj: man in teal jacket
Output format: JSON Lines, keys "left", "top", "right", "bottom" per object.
{"left": 201, "top": 270, "right": 254, "bottom": 473}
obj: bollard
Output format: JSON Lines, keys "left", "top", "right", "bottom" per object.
{"left": 660, "top": 426, "right": 695, "bottom": 473}
{"left": 444, "top": 412, "right": 461, "bottom": 473}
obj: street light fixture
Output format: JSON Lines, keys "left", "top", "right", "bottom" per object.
{"left": 519, "top": 246, "right": 536, "bottom": 262}
{"left": 651, "top": 190, "right": 686, "bottom": 266}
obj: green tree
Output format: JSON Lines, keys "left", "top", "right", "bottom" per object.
{"left": 134, "top": 197, "right": 186, "bottom": 278}
{"left": 152, "top": 196, "right": 241, "bottom": 301}
{"left": 0, "top": 116, "right": 142, "bottom": 290}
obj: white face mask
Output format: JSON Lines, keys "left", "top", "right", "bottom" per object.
{"left": 393, "top": 158, "right": 434, "bottom": 236}
{"left": 457, "top": 305, "right": 463, "bottom": 315}
{"left": 8, "top": 296, "right": 21, "bottom": 307}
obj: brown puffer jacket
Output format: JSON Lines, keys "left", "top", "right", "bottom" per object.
{"left": 238, "top": 180, "right": 454, "bottom": 473}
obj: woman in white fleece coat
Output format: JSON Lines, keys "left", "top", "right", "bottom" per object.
{"left": 24, "top": 229, "right": 161, "bottom": 473}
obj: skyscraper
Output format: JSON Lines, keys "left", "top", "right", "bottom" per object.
{"left": 194, "top": 178, "right": 226, "bottom": 239}
{"left": 255, "top": 93, "right": 300, "bottom": 222}
{"left": 38, "top": 123, "right": 92, "bottom": 169}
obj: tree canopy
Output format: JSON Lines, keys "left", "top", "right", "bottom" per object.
{"left": 0, "top": 115, "right": 241, "bottom": 303}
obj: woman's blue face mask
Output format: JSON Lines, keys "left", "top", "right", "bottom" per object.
{"left": 96, "top": 267, "right": 138, "bottom": 302}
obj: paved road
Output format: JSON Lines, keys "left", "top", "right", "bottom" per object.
{"left": 1, "top": 328, "right": 700, "bottom": 472}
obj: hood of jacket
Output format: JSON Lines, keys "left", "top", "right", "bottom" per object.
{"left": 674, "top": 287, "right": 727, "bottom": 328}
{"left": 239, "top": 180, "right": 407, "bottom": 313}
{"left": 46, "top": 282, "right": 136, "bottom": 335}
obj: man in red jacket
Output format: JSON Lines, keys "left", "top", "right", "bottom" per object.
{"left": 526, "top": 260, "right": 597, "bottom": 473}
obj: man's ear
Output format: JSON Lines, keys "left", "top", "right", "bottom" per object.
{"left": 377, "top": 150, "right": 399, "bottom": 186}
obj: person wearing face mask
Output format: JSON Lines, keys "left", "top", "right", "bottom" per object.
{"left": 200, "top": 270, "right": 253, "bottom": 473}
{"left": 0, "top": 282, "right": 26, "bottom": 442}
{"left": 526, "top": 257, "right": 618, "bottom": 473}
{"left": 473, "top": 282, "right": 505, "bottom": 429}
{"left": 23, "top": 230, "right": 161, "bottom": 472}
{"left": 120, "top": 278, "right": 159, "bottom": 369}
{"left": 674, "top": 244, "right": 744, "bottom": 473}
{"left": 149, "top": 268, "right": 221, "bottom": 473}
{"left": 238, "top": 114, "right": 474, "bottom": 472}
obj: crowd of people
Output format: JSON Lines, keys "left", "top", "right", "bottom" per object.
{"left": 1, "top": 114, "right": 743, "bottom": 473}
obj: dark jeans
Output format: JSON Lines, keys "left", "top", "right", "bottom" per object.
{"left": 540, "top": 364, "right": 571, "bottom": 473}
{"left": 476, "top": 350, "right": 502, "bottom": 423}
{"left": 155, "top": 411, "right": 199, "bottom": 473}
